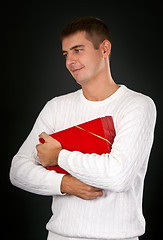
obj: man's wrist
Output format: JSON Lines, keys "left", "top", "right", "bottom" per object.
{"left": 60, "top": 175, "right": 71, "bottom": 194}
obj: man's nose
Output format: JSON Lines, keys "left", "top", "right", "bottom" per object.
{"left": 66, "top": 54, "right": 77, "bottom": 68}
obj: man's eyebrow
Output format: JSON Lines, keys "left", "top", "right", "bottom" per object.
{"left": 62, "top": 45, "right": 85, "bottom": 54}
{"left": 70, "top": 45, "right": 84, "bottom": 50}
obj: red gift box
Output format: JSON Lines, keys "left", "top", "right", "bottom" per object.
{"left": 39, "top": 116, "right": 116, "bottom": 174}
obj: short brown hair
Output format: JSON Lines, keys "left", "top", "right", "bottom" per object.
{"left": 61, "top": 16, "right": 112, "bottom": 49}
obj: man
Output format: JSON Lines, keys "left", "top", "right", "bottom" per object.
{"left": 10, "top": 17, "right": 156, "bottom": 240}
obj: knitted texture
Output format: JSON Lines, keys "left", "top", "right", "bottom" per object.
{"left": 10, "top": 86, "right": 156, "bottom": 239}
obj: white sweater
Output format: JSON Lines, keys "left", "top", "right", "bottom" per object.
{"left": 10, "top": 85, "right": 156, "bottom": 239}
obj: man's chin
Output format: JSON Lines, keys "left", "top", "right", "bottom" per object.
{"left": 74, "top": 77, "right": 88, "bottom": 86}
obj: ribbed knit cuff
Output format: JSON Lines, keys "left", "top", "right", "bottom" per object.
{"left": 50, "top": 172, "right": 66, "bottom": 195}
{"left": 58, "top": 149, "right": 72, "bottom": 172}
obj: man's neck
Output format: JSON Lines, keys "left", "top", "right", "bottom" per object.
{"left": 81, "top": 68, "right": 119, "bottom": 102}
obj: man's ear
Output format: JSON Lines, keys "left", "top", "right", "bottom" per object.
{"left": 101, "top": 40, "right": 111, "bottom": 58}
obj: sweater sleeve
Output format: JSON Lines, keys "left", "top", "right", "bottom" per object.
{"left": 58, "top": 96, "right": 156, "bottom": 192}
{"left": 10, "top": 102, "right": 65, "bottom": 196}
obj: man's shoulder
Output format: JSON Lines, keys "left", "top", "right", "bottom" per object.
{"left": 121, "top": 85, "right": 156, "bottom": 113}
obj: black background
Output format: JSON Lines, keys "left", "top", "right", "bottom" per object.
{"left": 2, "top": 1, "right": 162, "bottom": 239}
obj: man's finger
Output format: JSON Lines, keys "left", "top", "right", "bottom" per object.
{"left": 39, "top": 132, "right": 49, "bottom": 142}
{"left": 36, "top": 143, "right": 41, "bottom": 151}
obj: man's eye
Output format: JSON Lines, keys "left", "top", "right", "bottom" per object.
{"left": 75, "top": 49, "right": 82, "bottom": 52}
{"left": 63, "top": 54, "right": 68, "bottom": 59}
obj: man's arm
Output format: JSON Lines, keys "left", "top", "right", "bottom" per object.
{"left": 10, "top": 102, "right": 65, "bottom": 196}
{"left": 58, "top": 97, "right": 156, "bottom": 192}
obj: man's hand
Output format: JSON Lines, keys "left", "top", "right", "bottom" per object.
{"left": 36, "top": 132, "right": 62, "bottom": 167}
{"left": 61, "top": 175, "right": 103, "bottom": 200}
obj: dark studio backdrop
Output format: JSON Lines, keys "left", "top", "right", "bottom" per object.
{"left": 2, "top": 1, "right": 162, "bottom": 239}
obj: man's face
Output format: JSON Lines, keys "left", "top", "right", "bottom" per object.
{"left": 62, "top": 31, "right": 105, "bottom": 85}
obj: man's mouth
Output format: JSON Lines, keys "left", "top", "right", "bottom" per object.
{"left": 71, "top": 67, "right": 84, "bottom": 74}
